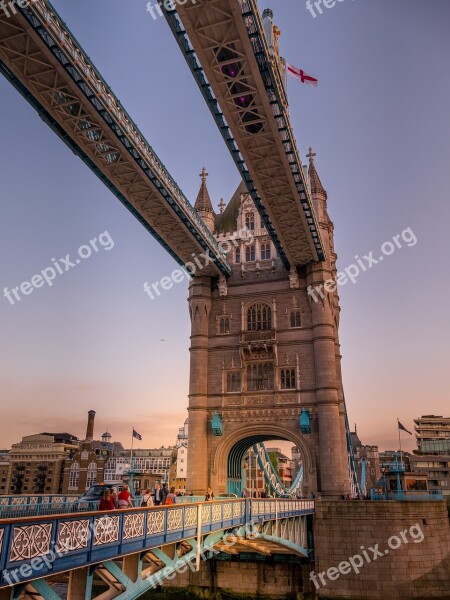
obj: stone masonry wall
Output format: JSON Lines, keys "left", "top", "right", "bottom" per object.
{"left": 313, "top": 500, "right": 450, "bottom": 599}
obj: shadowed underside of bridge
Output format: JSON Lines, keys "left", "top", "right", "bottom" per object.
{"left": 0, "top": 0, "right": 230, "bottom": 277}
{"left": 0, "top": 500, "right": 314, "bottom": 600}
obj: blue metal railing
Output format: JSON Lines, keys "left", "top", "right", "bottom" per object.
{"left": 0, "top": 498, "right": 315, "bottom": 588}
{"left": 370, "top": 490, "right": 443, "bottom": 501}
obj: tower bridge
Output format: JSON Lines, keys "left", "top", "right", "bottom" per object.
{"left": 1, "top": 1, "right": 450, "bottom": 599}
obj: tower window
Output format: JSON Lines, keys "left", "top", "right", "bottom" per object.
{"left": 290, "top": 310, "right": 301, "bottom": 328}
{"left": 261, "top": 243, "right": 271, "bottom": 260}
{"left": 219, "top": 317, "right": 230, "bottom": 334}
{"left": 235, "top": 247, "right": 241, "bottom": 264}
{"left": 86, "top": 462, "right": 97, "bottom": 489}
{"left": 247, "top": 302, "right": 272, "bottom": 331}
{"left": 247, "top": 363, "right": 274, "bottom": 391}
{"left": 280, "top": 369, "right": 296, "bottom": 390}
{"left": 245, "top": 212, "right": 255, "bottom": 231}
{"left": 245, "top": 245, "right": 255, "bottom": 262}
{"left": 227, "top": 371, "right": 242, "bottom": 392}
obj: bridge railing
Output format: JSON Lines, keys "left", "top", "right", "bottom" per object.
{"left": 0, "top": 496, "right": 141, "bottom": 519}
{"left": 370, "top": 489, "right": 443, "bottom": 501}
{"left": 0, "top": 499, "right": 314, "bottom": 588}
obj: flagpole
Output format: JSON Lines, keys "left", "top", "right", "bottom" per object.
{"left": 397, "top": 418, "right": 403, "bottom": 494}
{"left": 130, "top": 428, "right": 134, "bottom": 492}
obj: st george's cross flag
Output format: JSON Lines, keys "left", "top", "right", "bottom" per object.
{"left": 398, "top": 421, "right": 412, "bottom": 435}
{"left": 132, "top": 428, "right": 142, "bottom": 441}
{"left": 286, "top": 62, "right": 318, "bottom": 87}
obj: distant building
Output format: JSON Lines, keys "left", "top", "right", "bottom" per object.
{"left": 6, "top": 433, "right": 79, "bottom": 495}
{"left": 414, "top": 415, "right": 450, "bottom": 454}
{"left": 170, "top": 419, "right": 189, "bottom": 491}
{"left": 409, "top": 415, "right": 450, "bottom": 497}
{"left": 291, "top": 446, "right": 302, "bottom": 482}
{"left": 123, "top": 447, "right": 173, "bottom": 491}
{"left": 0, "top": 450, "right": 11, "bottom": 495}
{"left": 350, "top": 426, "right": 380, "bottom": 493}
{"left": 61, "top": 411, "right": 123, "bottom": 494}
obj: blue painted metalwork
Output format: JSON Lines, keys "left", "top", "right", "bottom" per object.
{"left": 300, "top": 409, "right": 311, "bottom": 434}
{"left": 211, "top": 412, "right": 223, "bottom": 436}
{"left": 253, "top": 444, "right": 303, "bottom": 498}
{"left": 370, "top": 490, "right": 443, "bottom": 501}
{"left": 0, "top": 499, "right": 314, "bottom": 589}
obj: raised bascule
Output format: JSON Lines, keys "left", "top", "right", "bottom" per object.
{"left": 1, "top": 1, "right": 449, "bottom": 599}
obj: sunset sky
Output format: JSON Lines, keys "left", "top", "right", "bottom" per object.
{"left": 0, "top": 0, "right": 449, "bottom": 454}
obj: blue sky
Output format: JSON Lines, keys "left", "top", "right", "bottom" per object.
{"left": 0, "top": 0, "right": 449, "bottom": 451}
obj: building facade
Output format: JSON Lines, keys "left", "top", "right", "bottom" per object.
{"left": 0, "top": 450, "right": 10, "bottom": 495}
{"left": 414, "top": 415, "right": 450, "bottom": 454}
{"left": 187, "top": 155, "right": 350, "bottom": 497}
{"left": 5, "top": 433, "right": 79, "bottom": 495}
{"left": 61, "top": 411, "right": 123, "bottom": 494}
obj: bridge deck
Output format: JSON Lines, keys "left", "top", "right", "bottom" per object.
{"left": 0, "top": 499, "right": 314, "bottom": 588}
{"left": 170, "top": 0, "right": 325, "bottom": 268}
{"left": 0, "top": 0, "right": 230, "bottom": 277}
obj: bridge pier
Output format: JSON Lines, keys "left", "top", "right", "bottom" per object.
{"left": 67, "top": 567, "right": 93, "bottom": 600}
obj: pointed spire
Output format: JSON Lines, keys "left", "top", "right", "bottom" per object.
{"left": 307, "top": 147, "right": 327, "bottom": 199}
{"left": 195, "top": 167, "right": 214, "bottom": 213}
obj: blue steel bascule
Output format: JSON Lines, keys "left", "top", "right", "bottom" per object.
{"left": 0, "top": 0, "right": 364, "bottom": 596}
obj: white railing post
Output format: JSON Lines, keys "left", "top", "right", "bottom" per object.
{"left": 196, "top": 503, "right": 202, "bottom": 572}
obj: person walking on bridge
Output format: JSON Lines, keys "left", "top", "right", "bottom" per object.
{"left": 98, "top": 489, "right": 116, "bottom": 511}
{"left": 118, "top": 484, "right": 133, "bottom": 508}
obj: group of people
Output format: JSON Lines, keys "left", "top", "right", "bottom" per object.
{"left": 98, "top": 484, "right": 216, "bottom": 511}
{"left": 98, "top": 483, "right": 178, "bottom": 511}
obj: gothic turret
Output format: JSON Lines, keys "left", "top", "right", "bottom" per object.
{"left": 194, "top": 167, "right": 215, "bottom": 232}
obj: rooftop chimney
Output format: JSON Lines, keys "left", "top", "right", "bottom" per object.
{"left": 85, "top": 410, "right": 96, "bottom": 442}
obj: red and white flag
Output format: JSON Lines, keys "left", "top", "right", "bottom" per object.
{"left": 286, "top": 62, "right": 318, "bottom": 87}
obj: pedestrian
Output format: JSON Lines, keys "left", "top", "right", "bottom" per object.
{"left": 205, "top": 486, "right": 214, "bottom": 501}
{"left": 109, "top": 487, "right": 118, "bottom": 508}
{"left": 154, "top": 483, "right": 163, "bottom": 505}
{"left": 98, "top": 489, "right": 116, "bottom": 511}
{"left": 242, "top": 488, "right": 248, "bottom": 498}
{"left": 141, "top": 489, "right": 154, "bottom": 507}
{"left": 165, "top": 486, "right": 177, "bottom": 505}
{"left": 118, "top": 484, "right": 133, "bottom": 509}
{"left": 161, "top": 483, "right": 169, "bottom": 504}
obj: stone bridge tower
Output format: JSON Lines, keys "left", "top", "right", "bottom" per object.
{"left": 187, "top": 156, "right": 349, "bottom": 498}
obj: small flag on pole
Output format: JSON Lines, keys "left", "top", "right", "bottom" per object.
{"left": 286, "top": 62, "right": 318, "bottom": 87}
{"left": 132, "top": 429, "right": 142, "bottom": 441}
{"left": 398, "top": 421, "right": 412, "bottom": 435}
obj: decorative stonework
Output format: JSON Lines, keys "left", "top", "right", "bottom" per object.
{"left": 58, "top": 519, "right": 89, "bottom": 551}
{"left": 167, "top": 509, "right": 183, "bottom": 531}
{"left": 223, "top": 503, "right": 232, "bottom": 520}
{"left": 93, "top": 516, "right": 119, "bottom": 546}
{"left": 10, "top": 523, "right": 52, "bottom": 562}
{"left": 147, "top": 510, "right": 165, "bottom": 535}
{"left": 123, "top": 513, "right": 145, "bottom": 539}
{"left": 201, "top": 504, "right": 211, "bottom": 524}
{"left": 212, "top": 504, "right": 222, "bottom": 522}
{"left": 184, "top": 506, "right": 198, "bottom": 528}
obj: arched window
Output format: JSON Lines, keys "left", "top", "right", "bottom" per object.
{"left": 290, "top": 310, "right": 301, "bottom": 328}
{"left": 245, "top": 245, "right": 255, "bottom": 262}
{"left": 219, "top": 317, "right": 230, "bottom": 334}
{"left": 261, "top": 243, "right": 271, "bottom": 260}
{"left": 247, "top": 302, "right": 272, "bottom": 331}
{"left": 280, "top": 369, "right": 296, "bottom": 390}
{"left": 227, "top": 371, "right": 242, "bottom": 392}
{"left": 245, "top": 212, "right": 255, "bottom": 231}
{"left": 247, "top": 363, "right": 274, "bottom": 391}
{"left": 86, "top": 462, "right": 97, "bottom": 489}
{"left": 69, "top": 462, "right": 79, "bottom": 490}
{"left": 235, "top": 247, "right": 241, "bottom": 263}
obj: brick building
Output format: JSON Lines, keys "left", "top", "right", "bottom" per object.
{"left": 5, "top": 433, "right": 78, "bottom": 495}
